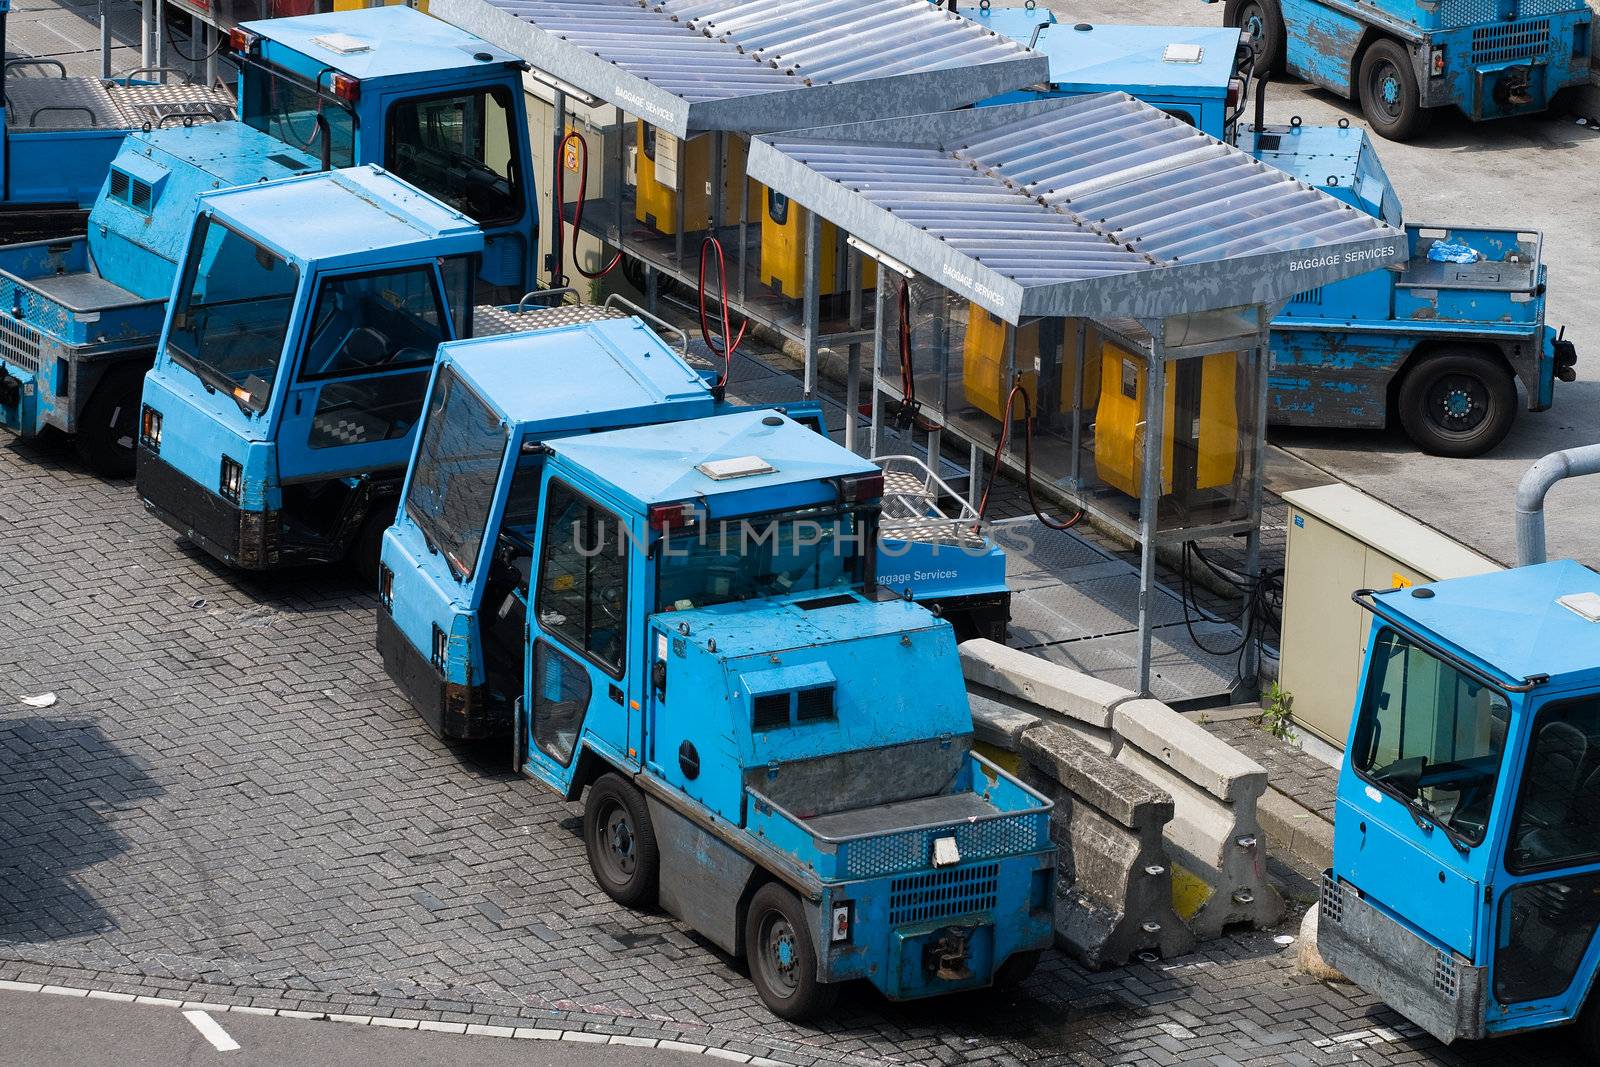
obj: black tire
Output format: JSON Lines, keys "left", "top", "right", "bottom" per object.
{"left": 1396, "top": 350, "right": 1517, "bottom": 457}
{"left": 583, "top": 773, "right": 660, "bottom": 908}
{"left": 992, "top": 948, "right": 1042, "bottom": 990}
{"left": 1359, "top": 39, "right": 1431, "bottom": 141}
{"left": 743, "top": 882, "right": 838, "bottom": 1021}
{"left": 74, "top": 364, "right": 146, "bottom": 478}
{"left": 352, "top": 497, "right": 398, "bottom": 588}
{"left": 1226, "top": 0, "right": 1286, "bottom": 75}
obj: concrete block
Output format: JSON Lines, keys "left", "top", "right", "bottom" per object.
{"left": 968, "top": 691, "right": 1042, "bottom": 752}
{"left": 959, "top": 639, "right": 1128, "bottom": 730}
{"left": 1113, "top": 699, "right": 1283, "bottom": 940}
{"left": 1258, "top": 787, "right": 1335, "bottom": 870}
{"left": 1113, "top": 699, "right": 1267, "bottom": 804}
{"left": 1019, "top": 724, "right": 1193, "bottom": 968}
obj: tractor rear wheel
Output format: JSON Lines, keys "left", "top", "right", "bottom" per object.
{"left": 1227, "top": 0, "right": 1286, "bottom": 75}
{"left": 1359, "top": 39, "right": 1431, "bottom": 141}
{"left": 1397, "top": 350, "right": 1517, "bottom": 457}
{"left": 744, "top": 882, "right": 838, "bottom": 1021}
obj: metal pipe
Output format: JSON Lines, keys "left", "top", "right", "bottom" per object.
{"left": 1253, "top": 71, "right": 1270, "bottom": 135}
{"left": 1514, "top": 443, "right": 1600, "bottom": 566}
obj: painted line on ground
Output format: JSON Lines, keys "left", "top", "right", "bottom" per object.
{"left": 0, "top": 983, "right": 790, "bottom": 1065}
{"left": 185, "top": 1009, "right": 242, "bottom": 1052}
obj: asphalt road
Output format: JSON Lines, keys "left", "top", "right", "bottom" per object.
{"left": 1055, "top": 0, "right": 1600, "bottom": 567}
{"left": 0, "top": 991, "right": 705, "bottom": 1067}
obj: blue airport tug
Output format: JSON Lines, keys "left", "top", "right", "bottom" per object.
{"left": 1210, "top": 0, "right": 1593, "bottom": 140}
{"left": 1322, "top": 561, "right": 1600, "bottom": 1051}
{"left": 378, "top": 329, "right": 1057, "bottom": 1017}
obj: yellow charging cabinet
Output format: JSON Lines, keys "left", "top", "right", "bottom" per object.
{"left": 1095, "top": 345, "right": 1239, "bottom": 498}
{"left": 760, "top": 187, "right": 875, "bottom": 297}
{"left": 633, "top": 122, "right": 748, "bottom": 235}
{"left": 961, "top": 306, "right": 1102, "bottom": 421}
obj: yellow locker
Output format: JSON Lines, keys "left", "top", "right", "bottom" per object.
{"left": 633, "top": 122, "right": 748, "bottom": 236}
{"left": 1094, "top": 344, "right": 1239, "bottom": 498}
{"left": 759, "top": 187, "right": 876, "bottom": 298}
{"left": 961, "top": 305, "right": 1102, "bottom": 421}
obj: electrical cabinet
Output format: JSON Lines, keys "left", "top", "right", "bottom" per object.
{"left": 1279, "top": 483, "right": 1501, "bottom": 747}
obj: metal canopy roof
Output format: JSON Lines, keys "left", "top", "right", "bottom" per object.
{"left": 431, "top": 0, "right": 1049, "bottom": 137}
{"left": 746, "top": 93, "right": 1408, "bottom": 323}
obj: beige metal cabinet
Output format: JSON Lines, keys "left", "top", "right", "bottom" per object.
{"left": 1279, "top": 484, "right": 1501, "bottom": 747}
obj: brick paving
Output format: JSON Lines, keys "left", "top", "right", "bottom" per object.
{"left": 0, "top": 417, "right": 1592, "bottom": 1065}
{"left": 1203, "top": 717, "right": 1341, "bottom": 825}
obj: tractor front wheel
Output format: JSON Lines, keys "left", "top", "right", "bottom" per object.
{"left": 1359, "top": 39, "right": 1431, "bottom": 141}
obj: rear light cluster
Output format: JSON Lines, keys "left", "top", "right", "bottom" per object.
{"left": 839, "top": 471, "right": 883, "bottom": 504}
{"left": 648, "top": 501, "right": 699, "bottom": 531}
{"left": 219, "top": 456, "right": 243, "bottom": 503}
{"left": 1430, "top": 46, "right": 1446, "bottom": 77}
{"left": 140, "top": 405, "right": 162, "bottom": 451}
{"left": 229, "top": 28, "right": 258, "bottom": 55}
{"left": 329, "top": 73, "right": 360, "bottom": 103}
{"left": 1225, "top": 77, "right": 1243, "bottom": 110}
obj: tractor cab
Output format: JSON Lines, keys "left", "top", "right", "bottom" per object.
{"left": 235, "top": 6, "right": 537, "bottom": 297}
{"left": 138, "top": 165, "right": 483, "bottom": 572}
{"left": 1323, "top": 560, "right": 1600, "bottom": 1047}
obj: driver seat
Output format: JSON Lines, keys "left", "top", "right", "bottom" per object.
{"left": 1521, "top": 720, "right": 1587, "bottom": 831}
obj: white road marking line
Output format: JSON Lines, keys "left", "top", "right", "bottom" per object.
{"left": 184, "top": 1010, "right": 241, "bottom": 1052}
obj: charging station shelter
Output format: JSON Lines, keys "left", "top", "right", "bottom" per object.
{"left": 747, "top": 93, "right": 1407, "bottom": 691}
{"left": 433, "top": 0, "right": 1047, "bottom": 393}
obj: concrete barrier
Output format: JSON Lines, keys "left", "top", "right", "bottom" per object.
{"left": 1019, "top": 723, "right": 1195, "bottom": 968}
{"left": 961, "top": 638, "right": 1284, "bottom": 946}
{"left": 1113, "top": 700, "right": 1284, "bottom": 939}
{"left": 961, "top": 638, "right": 1119, "bottom": 753}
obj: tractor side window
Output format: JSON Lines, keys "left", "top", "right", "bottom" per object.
{"left": 386, "top": 88, "right": 522, "bottom": 226}
{"left": 166, "top": 216, "right": 300, "bottom": 413}
{"left": 1506, "top": 695, "right": 1600, "bottom": 873}
{"left": 532, "top": 641, "right": 590, "bottom": 766}
{"left": 536, "top": 480, "right": 629, "bottom": 676}
{"left": 1351, "top": 628, "right": 1509, "bottom": 846}
{"left": 403, "top": 367, "right": 507, "bottom": 580}
{"left": 441, "top": 255, "right": 475, "bottom": 337}
{"left": 299, "top": 265, "right": 447, "bottom": 380}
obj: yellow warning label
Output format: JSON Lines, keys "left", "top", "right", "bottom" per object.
{"left": 1392, "top": 572, "right": 1414, "bottom": 589}
{"left": 1170, "top": 863, "right": 1214, "bottom": 921}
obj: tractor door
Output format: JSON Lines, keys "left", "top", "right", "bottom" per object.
{"left": 521, "top": 474, "right": 642, "bottom": 794}
{"left": 1487, "top": 689, "right": 1600, "bottom": 1030}
{"left": 275, "top": 261, "right": 454, "bottom": 483}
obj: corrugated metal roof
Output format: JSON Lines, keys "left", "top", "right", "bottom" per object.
{"left": 432, "top": 0, "right": 1048, "bottom": 136}
{"left": 747, "top": 93, "right": 1409, "bottom": 322}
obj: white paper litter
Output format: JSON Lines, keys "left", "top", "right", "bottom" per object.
{"left": 20, "top": 692, "right": 57, "bottom": 708}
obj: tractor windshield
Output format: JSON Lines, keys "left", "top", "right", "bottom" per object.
{"left": 166, "top": 216, "right": 300, "bottom": 414}
{"left": 404, "top": 366, "right": 507, "bottom": 579}
{"left": 1351, "top": 627, "right": 1510, "bottom": 847}
{"left": 655, "top": 508, "right": 867, "bottom": 613}
{"left": 239, "top": 58, "right": 356, "bottom": 168}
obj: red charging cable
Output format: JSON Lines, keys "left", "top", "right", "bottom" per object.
{"left": 555, "top": 131, "right": 621, "bottom": 279}
{"left": 974, "top": 383, "right": 1084, "bottom": 533}
{"left": 698, "top": 235, "right": 747, "bottom": 386}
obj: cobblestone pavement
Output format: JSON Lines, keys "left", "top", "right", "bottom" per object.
{"left": 2, "top": 437, "right": 1593, "bottom": 1066}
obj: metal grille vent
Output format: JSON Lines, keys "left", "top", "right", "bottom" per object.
{"left": 1434, "top": 951, "right": 1460, "bottom": 999}
{"left": 1320, "top": 872, "right": 1345, "bottom": 925}
{"left": 889, "top": 863, "right": 1000, "bottom": 925}
{"left": 1293, "top": 286, "right": 1324, "bottom": 306}
{"left": 0, "top": 315, "right": 43, "bottom": 374}
{"left": 109, "top": 170, "right": 129, "bottom": 201}
{"left": 1472, "top": 19, "right": 1552, "bottom": 64}
{"left": 753, "top": 693, "right": 789, "bottom": 731}
{"left": 108, "top": 169, "right": 156, "bottom": 213}
{"left": 796, "top": 687, "right": 834, "bottom": 723}
{"left": 841, "top": 815, "right": 1047, "bottom": 879}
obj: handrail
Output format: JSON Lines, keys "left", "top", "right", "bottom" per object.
{"left": 603, "top": 294, "right": 689, "bottom": 358}
{"left": 515, "top": 286, "right": 578, "bottom": 311}
{"left": 30, "top": 105, "right": 97, "bottom": 127}
{"left": 5, "top": 58, "right": 67, "bottom": 78}
{"left": 1351, "top": 587, "right": 1547, "bottom": 693}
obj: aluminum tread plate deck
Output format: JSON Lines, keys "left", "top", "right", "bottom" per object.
{"left": 472, "top": 302, "right": 625, "bottom": 337}
{"left": 1029, "top": 622, "right": 1240, "bottom": 707}
{"left": 5, "top": 77, "right": 233, "bottom": 131}
{"left": 433, "top": 0, "right": 1048, "bottom": 136}
{"left": 746, "top": 92, "right": 1409, "bottom": 322}
{"left": 25, "top": 269, "right": 140, "bottom": 308}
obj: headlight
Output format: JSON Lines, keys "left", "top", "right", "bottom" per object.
{"left": 219, "top": 455, "right": 242, "bottom": 502}
{"left": 140, "top": 405, "right": 162, "bottom": 450}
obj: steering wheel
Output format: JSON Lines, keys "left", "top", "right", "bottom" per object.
{"left": 597, "top": 583, "right": 624, "bottom": 621}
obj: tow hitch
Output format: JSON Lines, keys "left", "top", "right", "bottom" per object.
{"left": 926, "top": 928, "right": 974, "bottom": 982}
